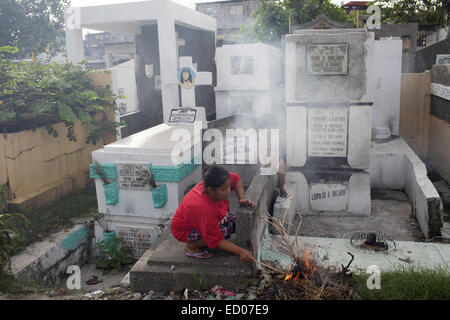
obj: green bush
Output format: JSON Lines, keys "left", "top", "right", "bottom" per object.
{"left": 0, "top": 46, "right": 124, "bottom": 145}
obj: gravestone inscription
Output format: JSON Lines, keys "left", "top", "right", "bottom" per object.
{"left": 230, "top": 55, "right": 254, "bottom": 74}
{"left": 117, "top": 163, "right": 151, "bottom": 191}
{"left": 308, "top": 108, "right": 348, "bottom": 157}
{"left": 307, "top": 44, "right": 348, "bottom": 75}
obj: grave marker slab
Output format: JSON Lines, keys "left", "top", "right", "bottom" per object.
{"left": 306, "top": 44, "right": 348, "bottom": 75}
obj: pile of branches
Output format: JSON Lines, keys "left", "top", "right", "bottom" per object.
{"left": 255, "top": 213, "right": 359, "bottom": 300}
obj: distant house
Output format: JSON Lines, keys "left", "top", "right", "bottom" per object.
{"left": 196, "top": 0, "right": 273, "bottom": 44}
{"left": 84, "top": 32, "right": 136, "bottom": 69}
{"left": 340, "top": 1, "right": 372, "bottom": 14}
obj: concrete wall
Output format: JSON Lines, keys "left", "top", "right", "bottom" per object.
{"left": 370, "top": 138, "right": 443, "bottom": 239}
{"left": 429, "top": 65, "right": 450, "bottom": 182}
{"left": 372, "top": 39, "right": 402, "bottom": 136}
{"left": 1, "top": 74, "right": 115, "bottom": 212}
{"left": 375, "top": 23, "right": 418, "bottom": 73}
{"left": 399, "top": 71, "right": 431, "bottom": 159}
{"left": 415, "top": 38, "right": 450, "bottom": 73}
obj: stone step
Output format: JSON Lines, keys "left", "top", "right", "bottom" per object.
{"left": 129, "top": 229, "right": 255, "bottom": 293}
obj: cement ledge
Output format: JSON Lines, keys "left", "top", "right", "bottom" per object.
{"left": 259, "top": 232, "right": 450, "bottom": 273}
{"left": 5, "top": 224, "right": 91, "bottom": 284}
{"left": 370, "top": 137, "right": 444, "bottom": 238}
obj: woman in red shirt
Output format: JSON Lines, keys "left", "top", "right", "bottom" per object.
{"left": 171, "top": 165, "right": 255, "bottom": 261}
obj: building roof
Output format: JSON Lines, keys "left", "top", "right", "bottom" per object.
{"left": 341, "top": 1, "right": 371, "bottom": 7}
{"left": 293, "top": 13, "right": 354, "bottom": 31}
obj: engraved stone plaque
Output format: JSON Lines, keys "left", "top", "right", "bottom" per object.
{"left": 117, "top": 226, "right": 159, "bottom": 259}
{"left": 168, "top": 108, "right": 197, "bottom": 123}
{"left": 308, "top": 108, "right": 348, "bottom": 157}
{"left": 116, "top": 163, "right": 151, "bottom": 191}
{"left": 436, "top": 54, "right": 450, "bottom": 65}
{"left": 230, "top": 55, "right": 254, "bottom": 74}
{"left": 307, "top": 44, "right": 348, "bottom": 75}
{"left": 310, "top": 183, "right": 348, "bottom": 211}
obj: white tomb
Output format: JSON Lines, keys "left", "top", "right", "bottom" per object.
{"left": 215, "top": 43, "right": 283, "bottom": 119}
{"left": 90, "top": 56, "right": 211, "bottom": 258}
{"left": 283, "top": 29, "right": 375, "bottom": 216}
{"left": 91, "top": 122, "right": 202, "bottom": 257}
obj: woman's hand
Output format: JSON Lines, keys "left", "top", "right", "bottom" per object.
{"left": 239, "top": 199, "right": 255, "bottom": 208}
{"left": 239, "top": 249, "right": 255, "bottom": 262}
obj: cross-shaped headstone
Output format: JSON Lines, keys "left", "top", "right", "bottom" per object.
{"left": 166, "top": 56, "right": 213, "bottom": 107}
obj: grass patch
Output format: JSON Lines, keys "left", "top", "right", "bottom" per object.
{"left": 350, "top": 266, "right": 450, "bottom": 300}
{"left": 8, "top": 186, "right": 97, "bottom": 255}
{"left": 0, "top": 271, "right": 51, "bottom": 294}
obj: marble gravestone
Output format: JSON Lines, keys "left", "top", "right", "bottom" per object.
{"left": 284, "top": 29, "right": 374, "bottom": 216}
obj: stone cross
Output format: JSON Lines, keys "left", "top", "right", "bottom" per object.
{"left": 166, "top": 56, "right": 213, "bottom": 107}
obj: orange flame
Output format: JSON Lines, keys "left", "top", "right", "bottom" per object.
{"left": 284, "top": 251, "right": 318, "bottom": 282}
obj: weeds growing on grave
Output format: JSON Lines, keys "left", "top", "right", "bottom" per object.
{"left": 94, "top": 237, "right": 134, "bottom": 275}
{"left": 0, "top": 184, "right": 27, "bottom": 270}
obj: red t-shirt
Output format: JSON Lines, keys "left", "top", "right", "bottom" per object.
{"left": 171, "top": 172, "right": 241, "bottom": 249}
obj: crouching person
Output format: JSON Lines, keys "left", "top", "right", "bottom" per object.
{"left": 171, "top": 165, "right": 255, "bottom": 262}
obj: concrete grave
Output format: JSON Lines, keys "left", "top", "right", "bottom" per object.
{"left": 65, "top": 0, "right": 216, "bottom": 134}
{"left": 286, "top": 105, "right": 372, "bottom": 169}
{"left": 285, "top": 29, "right": 375, "bottom": 104}
{"left": 284, "top": 28, "right": 374, "bottom": 217}
{"left": 91, "top": 122, "right": 203, "bottom": 258}
{"left": 215, "top": 43, "right": 283, "bottom": 119}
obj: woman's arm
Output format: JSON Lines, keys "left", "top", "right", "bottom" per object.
{"left": 234, "top": 179, "right": 255, "bottom": 207}
{"left": 217, "top": 239, "right": 255, "bottom": 262}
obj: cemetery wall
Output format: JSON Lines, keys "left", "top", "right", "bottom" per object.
{"left": 399, "top": 71, "right": 431, "bottom": 159}
{"left": 375, "top": 23, "right": 418, "bottom": 73}
{"left": 400, "top": 65, "right": 450, "bottom": 182}
{"left": 415, "top": 38, "right": 450, "bottom": 73}
{"left": 0, "top": 73, "right": 116, "bottom": 212}
{"left": 428, "top": 64, "right": 450, "bottom": 182}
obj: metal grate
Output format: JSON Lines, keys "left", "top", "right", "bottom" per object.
{"left": 343, "top": 231, "right": 396, "bottom": 253}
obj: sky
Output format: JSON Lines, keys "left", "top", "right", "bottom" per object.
{"left": 70, "top": 0, "right": 344, "bottom": 10}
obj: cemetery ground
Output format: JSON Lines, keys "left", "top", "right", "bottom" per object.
{"left": 0, "top": 179, "right": 449, "bottom": 300}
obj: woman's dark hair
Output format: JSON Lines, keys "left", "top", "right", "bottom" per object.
{"left": 203, "top": 165, "right": 230, "bottom": 190}
{"left": 180, "top": 68, "right": 193, "bottom": 83}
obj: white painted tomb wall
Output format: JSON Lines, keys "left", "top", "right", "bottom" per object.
{"left": 215, "top": 43, "right": 283, "bottom": 119}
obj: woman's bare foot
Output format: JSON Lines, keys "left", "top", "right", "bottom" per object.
{"left": 185, "top": 244, "right": 213, "bottom": 259}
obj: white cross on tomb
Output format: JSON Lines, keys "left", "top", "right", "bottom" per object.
{"left": 166, "top": 56, "right": 212, "bottom": 107}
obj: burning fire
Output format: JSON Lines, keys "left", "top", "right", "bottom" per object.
{"left": 284, "top": 250, "right": 318, "bottom": 281}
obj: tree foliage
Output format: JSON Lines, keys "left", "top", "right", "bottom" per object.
{"left": 376, "top": 0, "right": 449, "bottom": 26}
{"left": 0, "top": 0, "right": 70, "bottom": 58}
{"left": 0, "top": 47, "right": 123, "bottom": 145}
{"left": 242, "top": 0, "right": 350, "bottom": 44}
